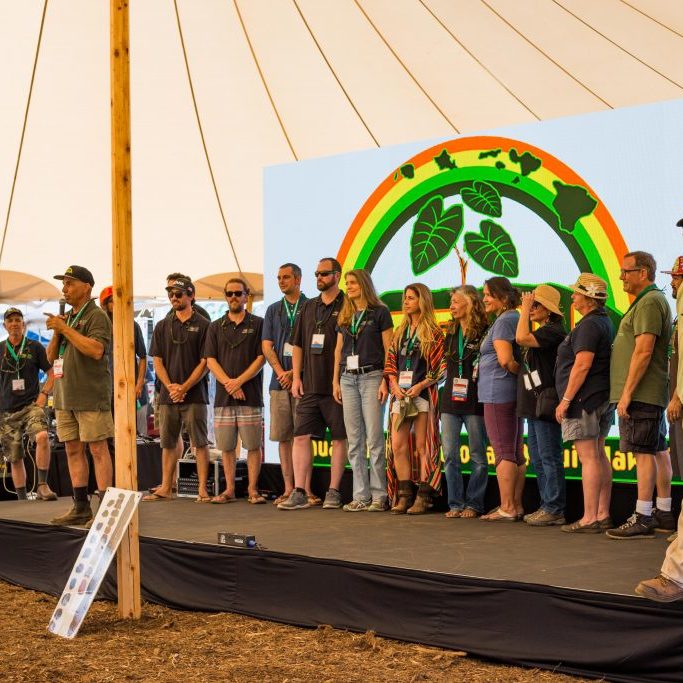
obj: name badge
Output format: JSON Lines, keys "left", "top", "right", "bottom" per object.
{"left": 53, "top": 358, "right": 64, "bottom": 379}
{"left": 530, "top": 370, "right": 542, "bottom": 387}
{"left": 11, "top": 378, "right": 25, "bottom": 393}
{"left": 283, "top": 342, "right": 293, "bottom": 358}
{"left": 398, "top": 370, "right": 413, "bottom": 389}
{"left": 347, "top": 355, "right": 359, "bottom": 370}
{"left": 311, "top": 333, "right": 325, "bottom": 355}
{"left": 451, "top": 377, "right": 468, "bottom": 402}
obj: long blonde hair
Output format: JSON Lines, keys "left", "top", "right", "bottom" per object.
{"left": 449, "top": 285, "right": 488, "bottom": 339}
{"left": 338, "top": 269, "right": 385, "bottom": 327}
{"left": 392, "top": 283, "right": 441, "bottom": 357}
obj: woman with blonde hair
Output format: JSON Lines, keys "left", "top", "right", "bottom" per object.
{"left": 441, "top": 285, "right": 489, "bottom": 518}
{"left": 384, "top": 283, "right": 445, "bottom": 514}
{"left": 333, "top": 269, "right": 394, "bottom": 511}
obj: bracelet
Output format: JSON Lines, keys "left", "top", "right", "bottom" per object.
{"left": 40, "top": 390, "right": 49, "bottom": 397}
{"left": 562, "top": 396, "right": 572, "bottom": 403}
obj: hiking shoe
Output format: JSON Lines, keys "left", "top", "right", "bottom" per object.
{"left": 277, "top": 489, "right": 310, "bottom": 510}
{"left": 606, "top": 513, "right": 655, "bottom": 540}
{"left": 561, "top": 520, "right": 602, "bottom": 534}
{"left": 635, "top": 575, "right": 683, "bottom": 603}
{"left": 35, "top": 484, "right": 58, "bottom": 501}
{"left": 343, "top": 499, "right": 370, "bottom": 512}
{"left": 652, "top": 508, "right": 676, "bottom": 532}
{"left": 322, "top": 489, "right": 342, "bottom": 509}
{"left": 523, "top": 509, "right": 543, "bottom": 523}
{"left": 50, "top": 502, "right": 93, "bottom": 526}
{"left": 668, "top": 531, "right": 678, "bottom": 543}
{"left": 367, "top": 499, "right": 388, "bottom": 512}
{"left": 525, "top": 510, "right": 566, "bottom": 527}
{"left": 598, "top": 516, "right": 614, "bottom": 530}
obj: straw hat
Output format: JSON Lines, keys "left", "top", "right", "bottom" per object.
{"left": 661, "top": 257, "right": 683, "bottom": 276}
{"left": 571, "top": 273, "right": 608, "bottom": 301}
{"left": 533, "top": 284, "right": 562, "bottom": 316}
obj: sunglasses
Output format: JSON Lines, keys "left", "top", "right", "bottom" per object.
{"left": 168, "top": 290, "right": 184, "bottom": 299}
{"left": 314, "top": 270, "right": 337, "bottom": 278}
{"left": 225, "top": 290, "right": 244, "bottom": 298}
{"left": 530, "top": 302, "right": 541, "bottom": 309}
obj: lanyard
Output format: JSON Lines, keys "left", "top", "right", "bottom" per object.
{"left": 5, "top": 336, "right": 27, "bottom": 378}
{"left": 349, "top": 309, "right": 366, "bottom": 355}
{"left": 314, "top": 295, "right": 339, "bottom": 332}
{"left": 221, "top": 312, "right": 252, "bottom": 350}
{"left": 403, "top": 326, "right": 419, "bottom": 371}
{"left": 625, "top": 284, "right": 658, "bottom": 315}
{"left": 282, "top": 296, "right": 301, "bottom": 327}
{"left": 59, "top": 301, "right": 90, "bottom": 357}
{"left": 456, "top": 328, "right": 468, "bottom": 378}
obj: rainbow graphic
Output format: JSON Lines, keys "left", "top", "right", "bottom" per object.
{"left": 337, "top": 135, "right": 630, "bottom": 314}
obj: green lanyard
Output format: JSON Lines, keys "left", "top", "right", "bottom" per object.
{"left": 349, "top": 309, "right": 366, "bottom": 355}
{"left": 625, "top": 284, "right": 658, "bottom": 315}
{"left": 59, "top": 301, "right": 90, "bottom": 357}
{"left": 404, "top": 326, "right": 419, "bottom": 371}
{"left": 5, "top": 336, "right": 27, "bottom": 378}
{"left": 457, "top": 328, "right": 467, "bottom": 378}
{"left": 282, "top": 296, "right": 301, "bottom": 327}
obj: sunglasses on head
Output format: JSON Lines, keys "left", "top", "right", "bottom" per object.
{"left": 225, "top": 290, "right": 244, "bottom": 298}
{"left": 314, "top": 270, "right": 336, "bottom": 278}
{"left": 168, "top": 290, "right": 184, "bottom": 300}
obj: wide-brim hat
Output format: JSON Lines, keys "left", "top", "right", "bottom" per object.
{"left": 571, "top": 273, "right": 608, "bottom": 301}
{"left": 533, "top": 284, "right": 562, "bottom": 316}
{"left": 661, "top": 257, "right": 683, "bottom": 276}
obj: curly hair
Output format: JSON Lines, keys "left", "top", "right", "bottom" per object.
{"left": 449, "top": 285, "right": 488, "bottom": 339}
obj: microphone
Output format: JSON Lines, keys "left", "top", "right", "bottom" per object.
{"left": 58, "top": 299, "right": 66, "bottom": 316}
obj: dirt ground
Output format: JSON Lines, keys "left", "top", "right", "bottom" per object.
{"left": 0, "top": 581, "right": 593, "bottom": 683}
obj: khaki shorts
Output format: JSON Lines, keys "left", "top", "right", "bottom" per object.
{"left": 269, "top": 389, "right": 298, "bottom": 442}
{"left": 0, "top": 404, "right": 49, "bottom": 462}
{"left": 561, "top": 401, "right": 614, "bottom": 442}
{"left": 158, "top": 403, "right": 208, "bottom": 449}
{"left": 215, "top": 406, "right": 263, "bottom": 452}
{"left": 56, "top": 409, "right": 114, "bottom": 443}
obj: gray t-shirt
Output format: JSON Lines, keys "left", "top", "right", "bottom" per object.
{"left": 53, "top": 299, "right": 112, "bottom": 412}
{"left": 477, "top": 310, "right": 520, "bottom": 404}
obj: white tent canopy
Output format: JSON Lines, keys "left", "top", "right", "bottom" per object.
{"left": 1, "top": 0, "right": 682, "bottom": 299}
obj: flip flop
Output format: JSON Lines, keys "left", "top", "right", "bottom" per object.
{"left": 273, "top": 494, "right": 290, "bottom": 506}
{"left": 211, "top": 493, "right": 237, "bottom": 504}
{"left": 481, "top": 508, "right": 518, "bottom": 522}
{"left": 142, "top": 492, "right": 173, "bottom": 502}
{"left": 445, "top": 509, "right": 462, "bottom": 518}
{"left": 195, "top": 495, "right": 213, "bottom": 503}
{"left": 307, "top": 495, "right": 322, "bottom": 506}
{"left": 460, "top": 508, "right": 480, "bottom": 518}
{"left": 248, "top": 494, "right": 267, "bottom": 505}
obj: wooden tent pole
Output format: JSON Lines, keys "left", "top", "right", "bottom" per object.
{"left": 111, "top": 0, "right": 141, "bottom": 619}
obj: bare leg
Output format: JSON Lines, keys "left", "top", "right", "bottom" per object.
{"left": 64, "top": 440, "right": 89, "bottom": 487}
{"left": 34, "top": 431, "right": 51, "bottom": 470}
{"left": 329, "top": 439, "right": 347, "bottom": 491}
{"left": 219, "top": 450, "right": 237, "bottom": 497}
{"left": 10, "top": 460, "right": 27, "bottom": 489}
{"left": 597, "top": 437, "right": 612, "bottom": 520}
{"left": 575, "top": 438, "right": 603, "bottom": 524}
{"left": 292, "top": 434, "right": 312, "bottom": 489}
{"left": 514, "top": 464, "right": 527, "bottom": 514}
{"left": 195, "top": 446, "right": 210, "bottom": 498}
{"left": 391, "top": 416, "right": 413, "bottom": 481}
{"left": 278, "top": 440, "right": 294, "bottom": 495}
{"left": 247, "top": 448, "right": 262, "bottom": 497}
{"left": 495, "top": 460, "right": 518, "bottom": 516}
{"left": 655, "top": 449, "right": 672, "bottom": 499}
{"left": 88, "top": 440, "right": 113, "bottom": 492}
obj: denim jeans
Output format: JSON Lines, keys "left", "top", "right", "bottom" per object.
{"left": 527, "top": 418, "right": 566, "bottom": 514}
{"left": 340, "top": 370, "right": 387, "bottom": 502}
{"left": 441, "top": 412, "right": 488, "bottom": 513}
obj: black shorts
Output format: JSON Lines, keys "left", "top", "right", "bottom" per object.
{"left": 293, "top": 393, "right": 346, "bottom": 441}
{"left": 618, "top": 401, "right": 666, "bottom": 455}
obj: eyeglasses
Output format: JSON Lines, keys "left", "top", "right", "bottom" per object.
{"left": 620, "top": 268, "right": 643, "bottom": 276}
{"left": 314, "top": 270, "right": 337, "bottom": 278}
{"left": 168, "top": 290, "right": 184, "bottom": 300}
{"left": 224, "top": 290, "right": 244, "bottom": 298}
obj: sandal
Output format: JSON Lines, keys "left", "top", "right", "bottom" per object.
{"left": 445, "top": 509, "right": 462, "bottom": 518}
{"left": 142, "top": 492, "right": 173, "bottom": 502}
{"left": 481, "top": 508, "right": 518, "bottom": 522}
{"left": 460, "top": 508, "right": 480, "bottom": 518}
{"left": 195, "top": 495, "right": 213, "bottom": 503}
{"left": 307, "top": 494, "right": 322, "bottom": 507}
{"left": 248, "top": 494, "right": 267, "bottom": 505}
{"left": 273, "top": 494, "right": 290, "bottom": 506}
{"left": 211, "top": 493, "right": 237, "bottom": 504}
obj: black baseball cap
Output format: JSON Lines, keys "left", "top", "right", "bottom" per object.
{"left": 54, "top": 265, "right": 95, "bottom": 286}
{"left": 165, "top": 277, "right": 195, "bottom": 296}
{"left": 3, "top": 307, "right": 23, "bottom": 320}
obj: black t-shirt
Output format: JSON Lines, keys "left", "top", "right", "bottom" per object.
{"left": 517, "top": 321, "right": 566, "bottom": 418}
{"left": 150, "top": 311, "right": 210, "bottom": 405}
{"left": 204, "top": 312, "right": 264, "bottom": 408}
{"left": 440, "top": 325, "right": 486, "bottom": 416}
{"left": 555, "top": 309, "right": 615, "bottom": 418}
{"left": 107, "top": 319, "right": 148, "bottom": 405}
{"left": 0, "top": 338, "right": 51, "bottom": 411}
{"left": 337, "top": 305, "right": 393, "bottom": 370}
{"left": 291, "top": 291, "right": 344, "bottom": 395}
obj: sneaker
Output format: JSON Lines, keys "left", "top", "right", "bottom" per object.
{"left": 523, "top": 508, "right": 543, "bottom": 523}
{"left": 277, "top": 489, "right": 310, "bottom": 510}
{"left": 561, "top": 520, "right": 602, "bottom": 534}
{"left": 367, "top": 499, "right": 388, "bottom": 512}
{"left": 668, "top": 531, "right": 678, "bottom": 543}
{"left": 652, "top": 508, "right": 676, "bottom": 532}
{"left": 525, "top": 510, "right": 566, "bottom": 527}
{"left": 50, "top": 502, "right": 93, "bottom": 526}
{"left": 598, "top": 516, "right": 614, "bottom": 530}
{"left": 343, "top": 499, "right": 370, "bottom": 512}
{"left": 635, "top": 575, "right": 683, "bottom": 603}
{"left": 322, "top": 488, "right": 342, "bottom": 509}
{"left": 606, "top": 513, "right": 655, "bottom": 540}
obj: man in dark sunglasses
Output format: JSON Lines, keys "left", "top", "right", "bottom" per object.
{"left": 204, "top": 277, "right": 266, "bottom": 504}
{"left": 278, "top": 258, "right": 348, "bottom": 510}
{"left": 143, "top": 276, "right": 211, "bottom": 503}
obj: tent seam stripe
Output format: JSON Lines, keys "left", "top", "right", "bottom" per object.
{"left": 232, "top": 0, "right": 299, "bottom": 161}
{"left": 0, "top": 0, "right": 49, "bottom": 266}
{"left": 619, "top": 0, "right": 683, "bottom": 40}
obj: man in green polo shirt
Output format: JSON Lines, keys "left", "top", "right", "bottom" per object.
{"left": 46, "top": 265, "right": 114, "bottom": 526}
{"left": 607, "top": 251, "right": 672, "bottom": 540}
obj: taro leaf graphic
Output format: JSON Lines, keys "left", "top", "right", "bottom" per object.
{"left": 410, "top": 196, "right": 464, "bottom": 275}
{"left": 461, "top": 181, "right": 502, "bottom": 218}
{"left": 464, "top": 220, "right": 519, "bottom": 277}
